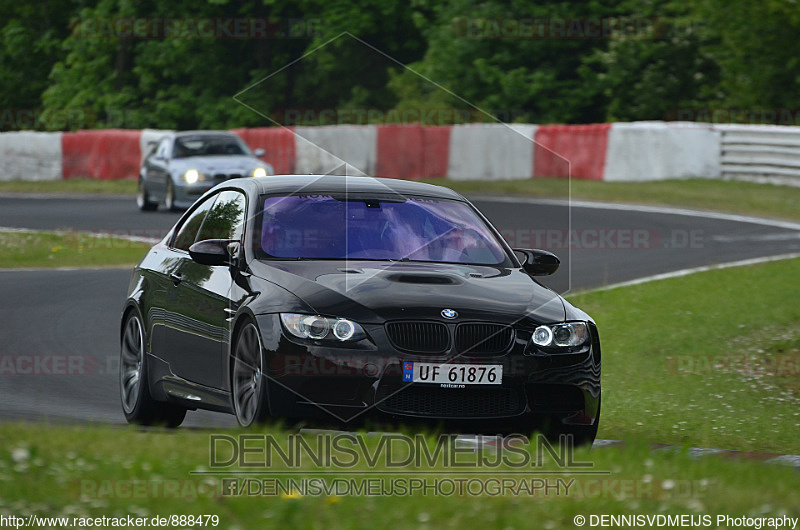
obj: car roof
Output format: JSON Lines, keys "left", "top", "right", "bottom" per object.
{"left": 246, "top": 175, "right": 465, "bottom": 200}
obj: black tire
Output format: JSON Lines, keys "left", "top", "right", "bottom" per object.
{"left": 120, "top": 310, "right": 186, "bottom": 428}
{"left": 231, "top": 321, "right": 270, "bottom": 427}
{"left": 136, "top": 178, "right": 158, "bottom": 211}
{"left": 164, "top": 179, "right": 179, "bottom": 212}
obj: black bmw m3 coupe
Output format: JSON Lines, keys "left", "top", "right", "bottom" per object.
{"left": 120, "top": 175, "right": 601, "bottom": 442}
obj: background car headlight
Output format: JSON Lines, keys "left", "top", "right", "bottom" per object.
{"left": 252, "top": 167, "right": 267, "bottom": 178}
{"left": 183, "top": 169, "right": 202, "bottom": 184}
{"left": 532, "top": 322, "right": 589, "bottom": 348}
{"left": 280, "top": 313, "right": 365, "bottom": 342}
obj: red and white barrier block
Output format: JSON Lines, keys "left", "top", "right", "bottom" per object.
{"left": 61, "top": 129, "right": 142, "bottom": 181}
{"left": 603, "top": 122, "right": 720, "bottom": 182}
{"left": 448, "top": 124, "right": 536, "bottom": 180}
{"left": 8, "top": 121, "right": 800, "bottom": 184}
{"left": 0, "top": 131, "right": 63, "bottom": 181}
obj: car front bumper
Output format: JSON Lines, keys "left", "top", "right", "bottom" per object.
{"left": 254, "top": 314, "right": 601, "bottom": 430}
{"left": 173, "top": 175, "right": 252, "bottom": 208}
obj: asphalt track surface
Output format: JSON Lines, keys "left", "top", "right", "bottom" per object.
{"left": 1, "top": 193, "right": 800, "bottom": 429}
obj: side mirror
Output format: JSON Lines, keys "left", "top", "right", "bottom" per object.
{"left": 513, "top": 248, "right": 560, "bottom": 276}
{"left": 254, "top": 148, "right": 266, "bottom": 158}
{"left": 189, "top": 239, "right": 238, "bottom": 266}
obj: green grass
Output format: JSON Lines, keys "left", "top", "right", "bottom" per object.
{"left": 0, "top": 178, "right": 136, "bottom": 195}
{"left": 425, "top": 178, "right": 800, "bottom": 222}
{"left": 1, "top": 422, "right": 798, "bottom": 527}
{"left": 571, "top": 257, "right": 800, "bottom": 453}
{"left": 1, "top": 258, "right": 799, "bottom": 524}
{"left": 0, "top": 230, "right": 150, "bottom": 268}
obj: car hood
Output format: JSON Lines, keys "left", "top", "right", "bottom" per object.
{"left": 170, "top": 155, "right": 263, "bottom": 175}
{"left": 249, "top": 260, "right": 566, "bottom": 325}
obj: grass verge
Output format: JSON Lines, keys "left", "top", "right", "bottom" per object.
{"left": 426, "top": 178, "right": 800, "bottom": 223}
{"left": 0, "top": 230, "right": 150, "bottom": 268}
{"left": 1, "top": 258, "right": 799, "bottom": 524}
{"left": 0, "top": 422, "right": 798, "bottom": 527}
{"left": 0, "top": 178, "right": 136, "bottom": 195}
{"left": 570, "top": 257, "right": 800, "bottom": 454}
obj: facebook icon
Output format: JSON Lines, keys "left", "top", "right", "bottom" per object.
{"left": 222, "top": 479, "right": 238, "bottom": 496}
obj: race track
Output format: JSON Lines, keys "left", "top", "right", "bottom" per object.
{"left": 1, "top": 193, "right": 799, "bottom": 428}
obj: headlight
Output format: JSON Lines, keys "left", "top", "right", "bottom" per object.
{"left": 280, "top": 313, "right": 366, "bottom": 342}
{"left": 252, "top": 167, "right": 267, "bottom": 178}
{"left": 531, "top": 322, "right": 589, "bottom": 348}
{"left": 183, "top": 169, "right": 202, "bottom": 184}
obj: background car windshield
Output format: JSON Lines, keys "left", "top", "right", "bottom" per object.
{"left": 258, "top": 195, "right": 508, "bottom": 264}
{"left": 173, "top": 136, "right": 250, "bottom": 158}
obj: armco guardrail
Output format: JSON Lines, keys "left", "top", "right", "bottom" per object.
{"left": 2, "top": 122, "right": 800, "bottom": 183}
{"left": 718, "top": 124, "right": 800, "bottom": 184}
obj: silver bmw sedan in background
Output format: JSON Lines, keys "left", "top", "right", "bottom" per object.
{"left": 137, "top": 130, "right": 274, "bottom": 211}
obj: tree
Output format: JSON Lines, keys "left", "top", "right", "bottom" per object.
{"left": 579, "top": 0, "right": 719, "bottom": 122}
{"left": 387, "top": 0, "right": 622, "bottom": 124}
{"left": 5, "top": 0, "right": 799, "bottom": 130}
{"left": 691, "top": 0, "right": 800, "bottom": 118}
{"left": 0, "top": 0, "right": 84, "bottom": 129}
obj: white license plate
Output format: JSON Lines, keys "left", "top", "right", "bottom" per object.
{"left": 402, "top": 362, "right": 502, "bottom": 385}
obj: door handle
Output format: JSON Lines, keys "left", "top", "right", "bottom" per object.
{"left": 170, "top": 272, "right": 182, "bottom": 284}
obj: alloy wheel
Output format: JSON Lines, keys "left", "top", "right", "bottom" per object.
{"left": 120, "top": 315, "right": 144, "bottom": 414}
{"left": 232, "top": 323, "right": 264, "bottom": 426}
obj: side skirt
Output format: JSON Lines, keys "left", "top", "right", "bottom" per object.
{"left": 147, "top": 353, "right": 233, "bottom": 414}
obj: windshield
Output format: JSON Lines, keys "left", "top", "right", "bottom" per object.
{"left": 173, "top": 135, "right": 251, "bottom": 158}
{"left": 257, "top": 194, "right": 510, "bottom": 265}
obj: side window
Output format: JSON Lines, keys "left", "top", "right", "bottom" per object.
{"left": 172, "top": 194, "right": 218, "bottom": 251}
{"left": 156, "top": 138, "right": 170, "bottom": 159}
{"left": 195, "top": 190, "right": 246, "bottom": 243}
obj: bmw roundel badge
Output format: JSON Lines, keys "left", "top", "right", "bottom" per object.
{"left": 441, "top": 309, "right": 458, "bottom": 319}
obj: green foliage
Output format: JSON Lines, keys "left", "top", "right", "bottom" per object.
{"left": 0, "top": 0, "right": 83, "bottom": 118}
{"left": 580, "top": 1, "right": 720, "bottom": 122}
{"left": 691, "top": 0, "right": 800, "bottom": 112}
{"left": 392, "top": 0, "right": 619, "bottom": 124}
{"left": 2, "top": 0, "right": 799, "bottom": 129}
